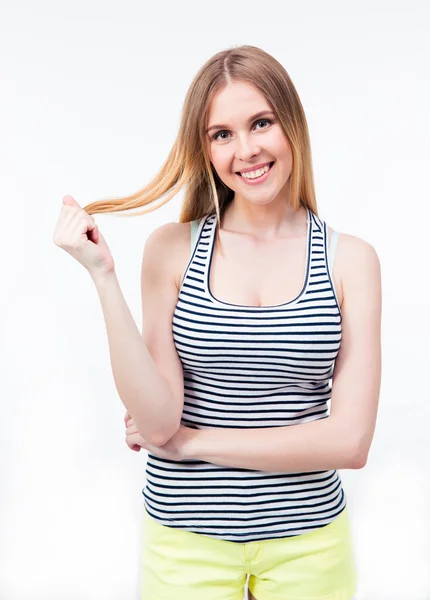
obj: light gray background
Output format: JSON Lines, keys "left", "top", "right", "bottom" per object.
{"left": 1, "top": 1, "right": 429, "bottom": 598}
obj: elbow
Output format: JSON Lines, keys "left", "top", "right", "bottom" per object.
{"left": 333, "top": 420, "right": 368, "bottom": 469}
{"left": 349, "top": 440, "right": 369, "bottom": 469}
{"left": 146, "top": 418, "right": 181, "bottom": 448}
{"left": 151, "top": 430, "right": 176, "bottom": 447}
{"left": 350, "top": 451, "right": 367, "bottom": 469}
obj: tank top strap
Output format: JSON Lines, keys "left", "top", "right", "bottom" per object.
{"left": 308, "top": 210, "right": 339, "bottom": 271}
{"left": 190, "top": 219, "right": 199, "bottom": 253}
{"left": 329, "top": 230, "right": 339, "bottom": 274}
{"left": 189, "top": 215, "right": 212, "bottom": 253}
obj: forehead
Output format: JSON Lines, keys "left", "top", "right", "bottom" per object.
{"left": 207, "top": 81, "right": 271, "bottom": 123}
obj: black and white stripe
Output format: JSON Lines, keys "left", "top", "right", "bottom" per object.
{"left": 142, "top": 207, "right": 346, "bottom": 543}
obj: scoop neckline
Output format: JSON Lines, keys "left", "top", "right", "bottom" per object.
{"left": 204, "top": 207, "right": 312, "bottom": 310}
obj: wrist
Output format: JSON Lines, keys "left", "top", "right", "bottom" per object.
{"left": 89, "top": 268, "right": 117, "bottom": 288}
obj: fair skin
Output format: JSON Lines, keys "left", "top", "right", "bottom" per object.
{"left": 127, "top": 78, "right": 381, "bottom": 460}
{"left": 126, "top": 82, "right": 381, "bottom": 593}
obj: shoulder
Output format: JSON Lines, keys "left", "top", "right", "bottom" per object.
{"left": 143, "top": 220, "right": 193, "bottom": 290}
{"left": 325, "top": 219, "right": 379, "bottom": 270}
{"left": 335, "top": 231, "right": 381, "bottom": 301}
{"left": 336, "top": 232, "right": 380, "bottom": 270}
{"left": 145, "top": 221, "right": 190, "bottom": 251}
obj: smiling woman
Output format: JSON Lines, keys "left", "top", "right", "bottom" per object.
{"left": 205, "top": 82, "right": 294, "bottom": 210}
{"left": 57, "top": 44, "right": 381, "bottom": 600}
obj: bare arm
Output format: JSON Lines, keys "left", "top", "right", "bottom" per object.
{"left": 182, "top": 235, "right": 382, "bottom": 471}
{"left": 92, "top": 222, "right": 187, "bottom": 447}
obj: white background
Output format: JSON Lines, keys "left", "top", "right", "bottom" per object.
{"left": 1, "top": 1, "right": 429, "bottom": 598}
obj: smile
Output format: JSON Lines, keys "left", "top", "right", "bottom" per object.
{"left": 236, "top": 161, "right": 275, "bottom": 185}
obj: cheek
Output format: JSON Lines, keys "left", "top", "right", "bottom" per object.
{"left": 277, "top": 137, "right": 293, "bottom": 162}
{"left": 210, "top": 149, "right": 233, "bottom": 179}
{"left": 210, "top": 146, "right": 225, "bottom": 166}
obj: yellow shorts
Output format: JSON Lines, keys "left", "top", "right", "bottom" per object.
{"left": 141, "top": 506, "right": 358, "bottom": 600}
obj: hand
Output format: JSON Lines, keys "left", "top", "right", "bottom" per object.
{"left": 124, "top": 410, "right": 192, "bottom": 461}
{"left": 124, "top": 410, "right": 145, "bottom": 452}
{"left": 53, "top": 195, "right": 115, "bottom": 278}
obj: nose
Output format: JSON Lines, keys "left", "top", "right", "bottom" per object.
{"left": 235, "top": 132, "right": 261, "bottom": 162}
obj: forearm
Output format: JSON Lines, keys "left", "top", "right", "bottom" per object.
{"left": 91, "top": 270, "right": 179, "bottom": 446}
{"left": 183, "top": 417, "right": 362, "bottom": 472}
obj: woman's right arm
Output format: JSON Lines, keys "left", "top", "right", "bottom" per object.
{"left": 92, "top": 222, "right": 186, "bottom": 447}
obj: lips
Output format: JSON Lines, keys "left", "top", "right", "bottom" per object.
{"left": 236, "top": 161, "right": 274, "bottom": 175}
{"left": 234, "top": 161, "right": 275, "bottom": 185}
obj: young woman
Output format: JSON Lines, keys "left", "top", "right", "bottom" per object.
{"left": 53, "top": 45, "right": 381, "bottom": 600}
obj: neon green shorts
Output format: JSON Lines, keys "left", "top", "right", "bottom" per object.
{"left": 141, "top": 506, "right": 358, "bottom": 600}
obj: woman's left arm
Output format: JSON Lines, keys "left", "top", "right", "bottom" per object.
{"left": 179, "top": 234, "right": 382, "bottom": 472}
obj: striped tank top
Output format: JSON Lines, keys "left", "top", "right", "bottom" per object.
{"left": 142, "top": 206, "right": 346, "bottom": 543}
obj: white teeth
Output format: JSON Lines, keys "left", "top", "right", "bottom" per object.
{"left": 240, "top": 164, "right": 271, "bottom": 179}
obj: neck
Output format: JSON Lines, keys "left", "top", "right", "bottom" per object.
{"left": 220, "top": 199, "right": 308, "bottom": 240}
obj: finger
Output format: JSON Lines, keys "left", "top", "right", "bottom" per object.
{"left": 126, "top": 424, "right": 139, "bottom": 435}
{"left": 129, "top": 432, "right": 145, "bottom": 445}
{"left": 68, "top": 209, "right": 94, "bottom": 230}
{"left": 125, "top": 438, "right": 141, "bottom": 452}
{"left": 54, "top": 204, "right": 81, "bottom": 239}
{"left": 62, "top": 195, "right": 81, "bottom": 209}
{"left": 124, "top": 416, "right": 134, "bottom": 428}
{"left": 86, "top": 222, "right": 98, "bottom": 244}
{"left": 68, "top": 212, "right": 96, "bottom": 242}
{"left": 126, "top": 433, "right": 146, "bottom": 450}
{"left": 55, "top": 205, "right": 92, "bottom": 241}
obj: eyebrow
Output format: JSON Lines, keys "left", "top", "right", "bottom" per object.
{"left": 206, "top": 110, "right": 275, "bottom": 133}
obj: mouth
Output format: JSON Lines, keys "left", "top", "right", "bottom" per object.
{"left": 235, "top": 161, "right": 275, "bottom": 184}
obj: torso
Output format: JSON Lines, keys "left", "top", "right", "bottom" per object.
{"left": 173, "top": 219, "right": 344, "bottom": 311}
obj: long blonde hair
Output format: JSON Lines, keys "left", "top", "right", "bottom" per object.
{"left": 82, "top": 44, "right": 318, "bottom": 224}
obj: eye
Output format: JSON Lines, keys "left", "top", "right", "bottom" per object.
{"left": 212, "top": 130, "right": 229, "bottom": 142}
{"left": 254, "top": 118, "right": 272, "bottom": 130}
{"left": 212, "top": 118, "right": 272, "bottom": 141}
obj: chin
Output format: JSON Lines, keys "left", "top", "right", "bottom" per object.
{"left": 238, "top": 194, "right": 278, "bottom": 207}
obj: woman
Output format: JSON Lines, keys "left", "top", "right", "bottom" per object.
{"left": 53, "top": 45, "right": 381, "bottom": 600}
